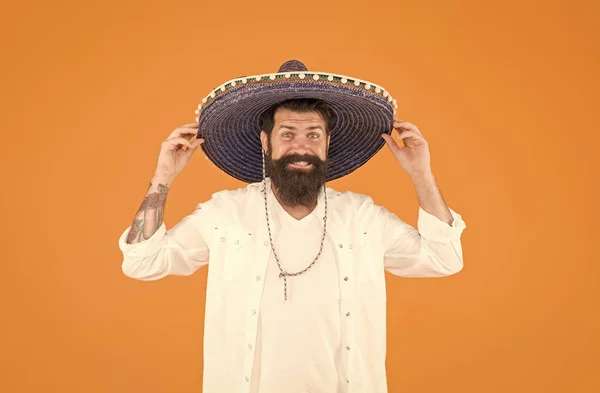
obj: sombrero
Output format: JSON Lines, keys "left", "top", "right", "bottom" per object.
{"left": 194, "top": 59, "right": 397, "bottom": 183}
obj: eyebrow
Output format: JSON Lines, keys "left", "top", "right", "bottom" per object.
{"left": 278, "top": 125, "right": 324, "bottom": 131}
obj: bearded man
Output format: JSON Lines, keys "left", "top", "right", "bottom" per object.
{"left": 118, "top": 60, "right": 467, "bottom": 393}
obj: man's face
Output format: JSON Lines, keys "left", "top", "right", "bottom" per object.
{"left": 260, "top": 108, "right": 331, "bottom": 207}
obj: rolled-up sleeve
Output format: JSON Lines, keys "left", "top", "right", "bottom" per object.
{"left": 118, "top": 202, "right": 215, "bottom": 281}
{"left": 381, "top": 206, "right": 466, "bottom": 277}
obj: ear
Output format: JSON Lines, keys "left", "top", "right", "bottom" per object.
{"left": 260, "top": 131, "right": 269, "bottom": 153}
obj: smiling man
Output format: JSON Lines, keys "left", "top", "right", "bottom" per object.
{"left": 260, "top": 99, "right": 331, "bottom": 214}
{"left": 118, "top": 60, "right": 467, "bottom": 393}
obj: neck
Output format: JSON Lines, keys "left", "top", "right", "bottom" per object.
{"left": 270, "top": 182, "right": 318, "bottom": 220}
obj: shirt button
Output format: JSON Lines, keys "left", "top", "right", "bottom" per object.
{"left": 264, "top": 241, "right": 269, "bottom": 246}
{"left": 256, "top": 276, "right": 261, "bottom": 281}
{"left": 220, "top": 237, "right": 225, "bottom": 242}
{"left": 346, "top": 379, "right": 350, "bottom": 384}
{"left": 346, "top": 312, "right": 351, "bottom": 317}
{"left": 344, "top": 277, "right": 349, "bottom": 281}
{"left": 338, "top": 244, "right": 343, "bottom": 248}
{"left": 248, "top": 344, "right": 253, "bottom": 349}
{"left": 245, "top": 377, "right": 250, "bottom": 382}
{"left": 252, "top": 309, "right": 257, "bottom": 315}
{"left": 346, "top": 346, "right": 350, "bottom": 350}
{"left": 349, "top": 244, "right": 353, "bottom": 249}
{"left": 234, "top": 240, "right": 239, "bottom": 245}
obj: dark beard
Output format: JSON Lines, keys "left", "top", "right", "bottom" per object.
{"left": 266, "top": 152, "right": 329, "bottom": 207}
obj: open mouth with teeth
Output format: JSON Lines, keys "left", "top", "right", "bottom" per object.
{"left": 287, "top": 161, "right": 314, "bottom": 170}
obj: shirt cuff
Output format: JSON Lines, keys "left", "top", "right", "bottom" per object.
{"left": 417, "top": 207, "right": 466, "bottom": 243}
{"left": 118, "top": 222, "right": 167, "bottom": 258}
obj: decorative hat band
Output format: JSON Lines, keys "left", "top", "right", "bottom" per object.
{"left": 194, "top": 71, "right": 398, "bottom": 120}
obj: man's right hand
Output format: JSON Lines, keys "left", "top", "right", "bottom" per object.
{"left": 154, "top": 123, "right": 204, "bottom": 184}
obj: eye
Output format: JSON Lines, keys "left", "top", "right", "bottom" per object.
{"left": 282, "top": 132, "right": 293, "bottom": 138}
{"left": 308, "top": 133, "right": 320, "bottom": 139}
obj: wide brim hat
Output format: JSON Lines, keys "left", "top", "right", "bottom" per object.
{"left": 195, "top": 59, "right": 398, "bottom": 183}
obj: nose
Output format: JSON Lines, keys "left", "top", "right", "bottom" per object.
{"left": 288, "top": 137, "right": 312, "bottom": 155}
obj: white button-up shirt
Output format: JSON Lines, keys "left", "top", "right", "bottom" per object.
{"left": 118, "top": 178, "right": 466, "bottom": 393}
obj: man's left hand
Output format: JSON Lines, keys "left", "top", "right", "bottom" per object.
{"left": 381, "top": 118, "right": 432, "bottom": 179}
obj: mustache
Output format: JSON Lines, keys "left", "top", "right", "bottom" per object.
{"left": 273, "top": 154, "right": 324, "bottom": 166}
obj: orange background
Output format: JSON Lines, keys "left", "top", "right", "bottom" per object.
{"left": 1, "top": 0, "right": 598, "bottom": 392}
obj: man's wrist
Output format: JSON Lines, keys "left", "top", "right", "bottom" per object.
{"left": 151, "top": 172, "right": 174, "bottom": 188}
{"left": 410, "top": 170, "right": 436, "bottom": 187}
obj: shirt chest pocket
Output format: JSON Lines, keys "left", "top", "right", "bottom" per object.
{"left": 214, "top": 227, "right": 253, "bottom": 280}
{"left": 356, "top": 233, "right": 385, "bottom": 283}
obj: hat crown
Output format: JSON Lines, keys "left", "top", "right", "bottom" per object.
{"left": 278, "top": 60, "right": 308, "bottom": 73}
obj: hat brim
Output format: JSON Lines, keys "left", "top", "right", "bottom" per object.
{"left": 197, "top": 72, "right": 396, "bottom": 183}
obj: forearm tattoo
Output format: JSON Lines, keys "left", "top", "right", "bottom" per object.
{"left": 126, "top": 182, "right": 169, "bottom": 244}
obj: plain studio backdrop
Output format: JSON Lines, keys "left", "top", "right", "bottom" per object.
{"left": 1, "top": 0, "right": 598, "bottom": 392}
